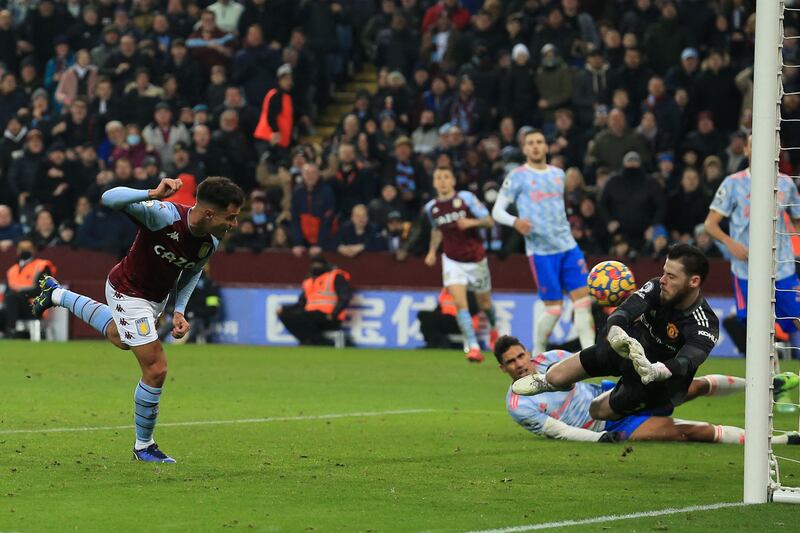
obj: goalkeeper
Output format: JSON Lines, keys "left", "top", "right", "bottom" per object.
{"left": 512, "top": 244, "right": 720, "bottom": 423}
{"left": 497, "top": 336, "right": 800, "bottom": 444}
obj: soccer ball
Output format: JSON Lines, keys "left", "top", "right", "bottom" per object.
{"left": 587, "top": 261, "right": 637, "bottom": 307}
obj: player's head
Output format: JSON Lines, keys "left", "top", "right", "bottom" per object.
{"left": 432, "top": 166, "right": 456, "bottom": 197}
{"left": 659, "top": 243, "right": 709, "bottom": 306}
{"left": 195, "top": 176, "right": 245, "bottom": 239}
{"left": 494, "top": 335, "right": 535, "bottom": 380}
{"left": 522, "top": 130, "right": 548, "bottom": 165}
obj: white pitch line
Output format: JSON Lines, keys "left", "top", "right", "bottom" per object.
{"left": 463, "top": 502, "right": 749, "bottom": 533}
{"left": 0, "top": 408, "right": 438, "bottom": 435}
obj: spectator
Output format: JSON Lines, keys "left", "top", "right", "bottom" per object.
{"left": 213, "top": 109, "right": 255, "bottom": 191}
{"left": 7, "top": 129, "right": 47, "bottom": 219}
{"left": 91, "top": 25, "right": 120, "bottom": 69}
{"left": 291, "top": 163, "right": 336, "bottom": 256}
{"left": 44, "top": 35, "right": 75, "bottom": 95}
{"left": 665, "top": 47, "right": 701, "bottom": 96}
{"left": 681, "top": 112, "right": 728, "bottom": 163}
{"left": 207, "top": 0, "right": 245, "bottom": 34}
{"left": 254, "top": 64, "right": 294, "bottom": 168}
{"left": 122, "top": 68, "right": 163, "bottom": 127}
{"left": 572, "top": 48, "right": 610, "bottom": 127}
{"left": 112, "top": 123, "right": 157, "bottom": 169}
{"left": 102, "top": 34, "right": 152, "bottom": 94}
{"left": 231, "top": 24, "right": 281, "bottom": 108}
{"left": 277, "top": 254, "right": 352, "bottom": 346}
{"left": 501, "top": 43, "right": 538, "bottom": 129}
{"left": 643, "top": 1, "right": 692, "bottom": 75}
{"left": 722, "top": 131, "right": 748, "bottom": 175}
{"left": 666, "top": 167, "right": 712, "bottom": 243}
{"left": 548, "top": 109, "right": 587, "bottom": 170}
{"left": 32, "top": 143, "right": 74, "bottom": 222}
{"left": 693, "top": 223, "right": 723, "bottom": 259}
{"left": 73, "top": 199, "right": 137, "bottom": 257}
{"left": 337, "top": 203, "right": 389, "bottom": 257}
{"left": 0, "top": 117, "right": 27, "bottom": 190}
{"left": 29, "top": 210, "right": 59, "bottom": 249}
{"left": 531, "top": 7, "right": 578, "bottom": 69}
{"left": 693, "top": 50, "right": 741, "bottom": 131}
{"left": 598, "top": 151, "right": 665, "bottom": 250}
{"left": 51, "top": 98, "right": 93, "bottom": 149}
{"left": 55, "top": 49, "right": 98, "bottom": 107}
{"left": 376, "top": 12, "right": 420, "bottom": 79}
{"left": 422, "top": 0, "right": 471, "bottom": 34}
{"left": 187, "top": 9, "right": 235, "bottom": 75}
{"left": 329, "top": 142, "right": 375, "bottom": 219}
{"left": 588, "top": 108, "right": 651, "bottom": 172}
{"left": 383, "top": 136, "right": 426, "bottom": 212}
{"left": 166, "top": 39, "right": 203, "bottom": 106}
{"left": 225, "top": 218, "right": 268, "bottom": 253}
{"left": 536, "top": 44, "right": 572, "bottom": 125}
{"left": 449, "top": 75, "right": 488, "bottom": 136}
{"left": 0, "top": 74, "right": 27, "bottom": 131}
{"left": 0, "top": 205, "right": 23, "bottom": 251}
{"left": 142, "top": 102, "right": 191, "bottom": 172}
{"left": 640, "top": 223, "right": 670, "bottom": 259}
{"left": 411, "top": 109, "right": 439, "bottom": 155}
{"left": 608, "top": 47, "right": 652, "bottom": 114}
{"left": 2, "top": 236, "right": 56, "bottom": 338}
{"left": 641, "top": 76, "right": 681, "bottom": 147}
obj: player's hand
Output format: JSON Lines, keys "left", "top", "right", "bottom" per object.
{"left": 598, "top": 431, "right": 623, "bottom": 443}
{"left": 456, "top": 218, "right": 476, "bottom": 230}
{"left": 149, "top": 178, "right": 182, "bottom": 200}
{"left": 171, "top": 312, "right": 190, "bottom": 339}
{"left": 727, "top": 240, "right": 749, "bottom": 261}
{"left": 640, "top": 361, "right": 673, "bottom": 385}
{"left": 424, "top": 251, "right": 437, "bottom": 266}
{"left": 607, "top": 325, "right": 632, "bottom": 356}
{"left": 513, "top": 218, "right": 533, "bottom": 236}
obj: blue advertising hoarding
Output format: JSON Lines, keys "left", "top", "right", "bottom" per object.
{"left": 213, "top": 288, "right": 743, "bottom": 357}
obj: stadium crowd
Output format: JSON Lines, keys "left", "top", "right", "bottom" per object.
{"left": 0, "top": 0, "right": 785, "bottom": 263}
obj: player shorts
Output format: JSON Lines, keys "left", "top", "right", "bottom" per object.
{"left": 105, "top": 279, "right": 168, "bottom": 347}
{"left": 732, "top": 274, "right": 800, "bottom": 332}
{"left": 442, "top": 254, "right": 492, "bottom": 292}
{"left": 529, "top": 245, "right": 587, "bottom": 301}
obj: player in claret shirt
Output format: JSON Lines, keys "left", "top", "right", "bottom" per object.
{"left": 424, "top": 166, "right": 499, "bottom": 363}
{"left": 31, "top": 176, "right": 244, "bottom": 463}
{"left": 511, "top": 244, "right": 723, "bottom": 431}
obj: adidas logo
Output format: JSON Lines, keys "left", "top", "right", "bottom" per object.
{"left": 167, "top": 231, "right": 180, "bottom": 242}
{"left": 116, "top": 305, "right": 124, "bottom": 313}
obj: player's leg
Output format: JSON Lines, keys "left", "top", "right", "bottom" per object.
{"left": 775, "top": 275, "right": 800, "bottom": 412}
{"left": 471, "top": 258, "right": 499, "bottom": 348}
{"left": 31, "top": 275, "right": 123, "bottom": 347}
{"left": 627, "top": 417, "right": 718, "bottom": 442}
{"left": 530, "top": 253, "right": 562, "bottom": 354}
{"left": 683, "top": 374, "right": 746, "bottom": 400}
{"left": 446, "top": 283, "right": 482, "bottom": 362}
{"left": 562, "top": 246, "right": 595, "bottom": 350}
{"left": 129, "top": 339, "right": 175, "bottom": 462}
{"left": 591, "top": 373, "right": 669, "bottom": 421}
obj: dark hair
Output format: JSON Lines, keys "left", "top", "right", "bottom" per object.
{"left": 197, "top": 176, "right": 244, "bottom": 210}
{"left": 523, "top": 128, "right": 546, "bottom": 141}
{"left": 667, "top": 243, "right": 709, "bottom": 283}
{"left": 493, "top": 335, "right": 525, "bottom": 364}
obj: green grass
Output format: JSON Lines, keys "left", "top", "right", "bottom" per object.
{"left": 0, "top": 341, "right": 798, "bottom": 532}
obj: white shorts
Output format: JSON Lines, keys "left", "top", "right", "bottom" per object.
{"left": 105, "top": 280, "right": 168, "bottom": 347}
{"left": 442, "top": 255, "right": 492, "bottom": 293}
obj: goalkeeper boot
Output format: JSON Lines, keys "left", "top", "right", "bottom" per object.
{"left": 133, "top": 443, "right": 176, "bottom": 463}
{"left": 511, "top": 373, "right": 554, "bottom": 396}
{"left": 775, "top": 372, "right": 799, "bottom": 414}
{"left": 31, "top": 275, "right": 61, "bottom": 318}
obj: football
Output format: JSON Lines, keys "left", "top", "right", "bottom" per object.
{"left": 587, "top": 260, "right": 637, "bottom": 307}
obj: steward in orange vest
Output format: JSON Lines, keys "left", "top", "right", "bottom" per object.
{"left": 3, "top": 237, "right": 56, "bottom": 337}
{"left": 277, "top": 254, "right": 352, "bottom": 346}
{"left": 254, "top": 64, "right": 294, "bottom": 167}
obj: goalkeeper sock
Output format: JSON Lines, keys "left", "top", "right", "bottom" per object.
{"left": 53, "top": 288, "right": 113, "bottom": 336}
{"left": 534, "top": 305, "right": 561, "bottom": 354}
{"left": 134, "top": 380, "right": 162, "bottom": 450}
{"left": 483, "top": 305, "right": 497, "bottom": 328}
{"left": 456, "top": 309, "right": 479, "bottom": 349}
{"left": 713, "top": 425, "right": 745, "bottom": 444}
{"left": 701, "top": 375, "right": 745, "bottom": 397}
{"left": 573, "top": 296, "right": 595, "bottom": 350}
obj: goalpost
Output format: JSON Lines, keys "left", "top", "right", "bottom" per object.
{"left": 746, "top": 0, "right": 800, "bottom": 504}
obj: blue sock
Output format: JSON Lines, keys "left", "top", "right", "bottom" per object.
{"left": 456, "top": 309, "right": 479, "bottom": 349}
{"left": 134, "top": 380, "right": 162, "bottom": 448}
{"left": 53, "top": 288, "right": 113, "bottom": 336}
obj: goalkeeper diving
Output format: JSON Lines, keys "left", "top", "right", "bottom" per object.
{"left": 512, "top": 244, "right": 721, "bottom": 421}
{"left": 497, "top": 336, "right": 799, "bottom": 444}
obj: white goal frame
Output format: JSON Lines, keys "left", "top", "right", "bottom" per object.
{"left": 746, "top": 0, "right": 800, "bottom": 504}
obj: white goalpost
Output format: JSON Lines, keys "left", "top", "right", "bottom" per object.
{"left": 746, "top": 0, "right": 800, "bottom": 504}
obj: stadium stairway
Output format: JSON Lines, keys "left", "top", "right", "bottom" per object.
{"left": 303, "top": 64, "right": 377, "bottom": 147}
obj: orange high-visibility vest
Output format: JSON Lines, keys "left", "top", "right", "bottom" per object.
{"left": 302, "top": 268, "right": 350, "bottom": 321}
{"left": 253, "top": 88, "right": 293, "bottom": 148}
{"left": 438, "top": 288, "right": 457, "bottom": 316}
{"left": 784, "top": 212, "right": 800, "bottom": 257}
{"left": 6, "top": 258, "right": 56, "bottom": 293}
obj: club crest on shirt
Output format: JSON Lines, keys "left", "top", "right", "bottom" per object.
{"left": 135, "top": 318, "right": 151, "bottom": 336}
{"left": 453, "top": 197, "right": 462, "bottom": 209}
{"left": 198, "top": 242, "right": 212, "bottom": 258}
{"left": 666, "top": 322, "right": 679, "bottom": 340}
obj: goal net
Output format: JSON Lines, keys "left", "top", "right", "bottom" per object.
{"left": 746, "top": 0, "right": 800, "bottom": 504}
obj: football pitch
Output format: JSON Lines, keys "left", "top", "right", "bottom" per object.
{"left": 1, "top": 341, "right": 798, "bottom": 532}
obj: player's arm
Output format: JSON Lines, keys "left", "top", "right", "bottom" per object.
{"left": 101, "top": 178, "right": 182, "bottom": 209}
{"left": 705, "top": 179, "right": 748, "bottom": 260}
{"left": 425, "top": 229, "right": 443, "bottom": 266}
{"left": 511, "top": 400, "right": 612, "bottom": 442}
{"left": 662, "top": 325, "right": 718, "bottom": 381}
{"left": 457, "top": 191, "right": 494, "bottom": 229}
{"left": 605, "top": 279, "right": 658, "bottom": 332}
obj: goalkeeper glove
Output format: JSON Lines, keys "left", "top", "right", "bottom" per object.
{"left": 640, "top": 361, "right": 673, "bottom": 385}
{"left": 608, "top": 325, "right": 645, "bottom": 360}
{"left": 598, "top": 431, "right": 624, "bottom": 443}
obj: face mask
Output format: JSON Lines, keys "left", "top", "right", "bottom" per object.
{"left": 127, "top": 134, "right": 141, "bottom": 145}
{"left": 18, "top": 250, "right": 33, "bottom": 261}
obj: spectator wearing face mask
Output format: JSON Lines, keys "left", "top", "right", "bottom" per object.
{"left": 2, "top": 236, "right": 56, "bottom": 338}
